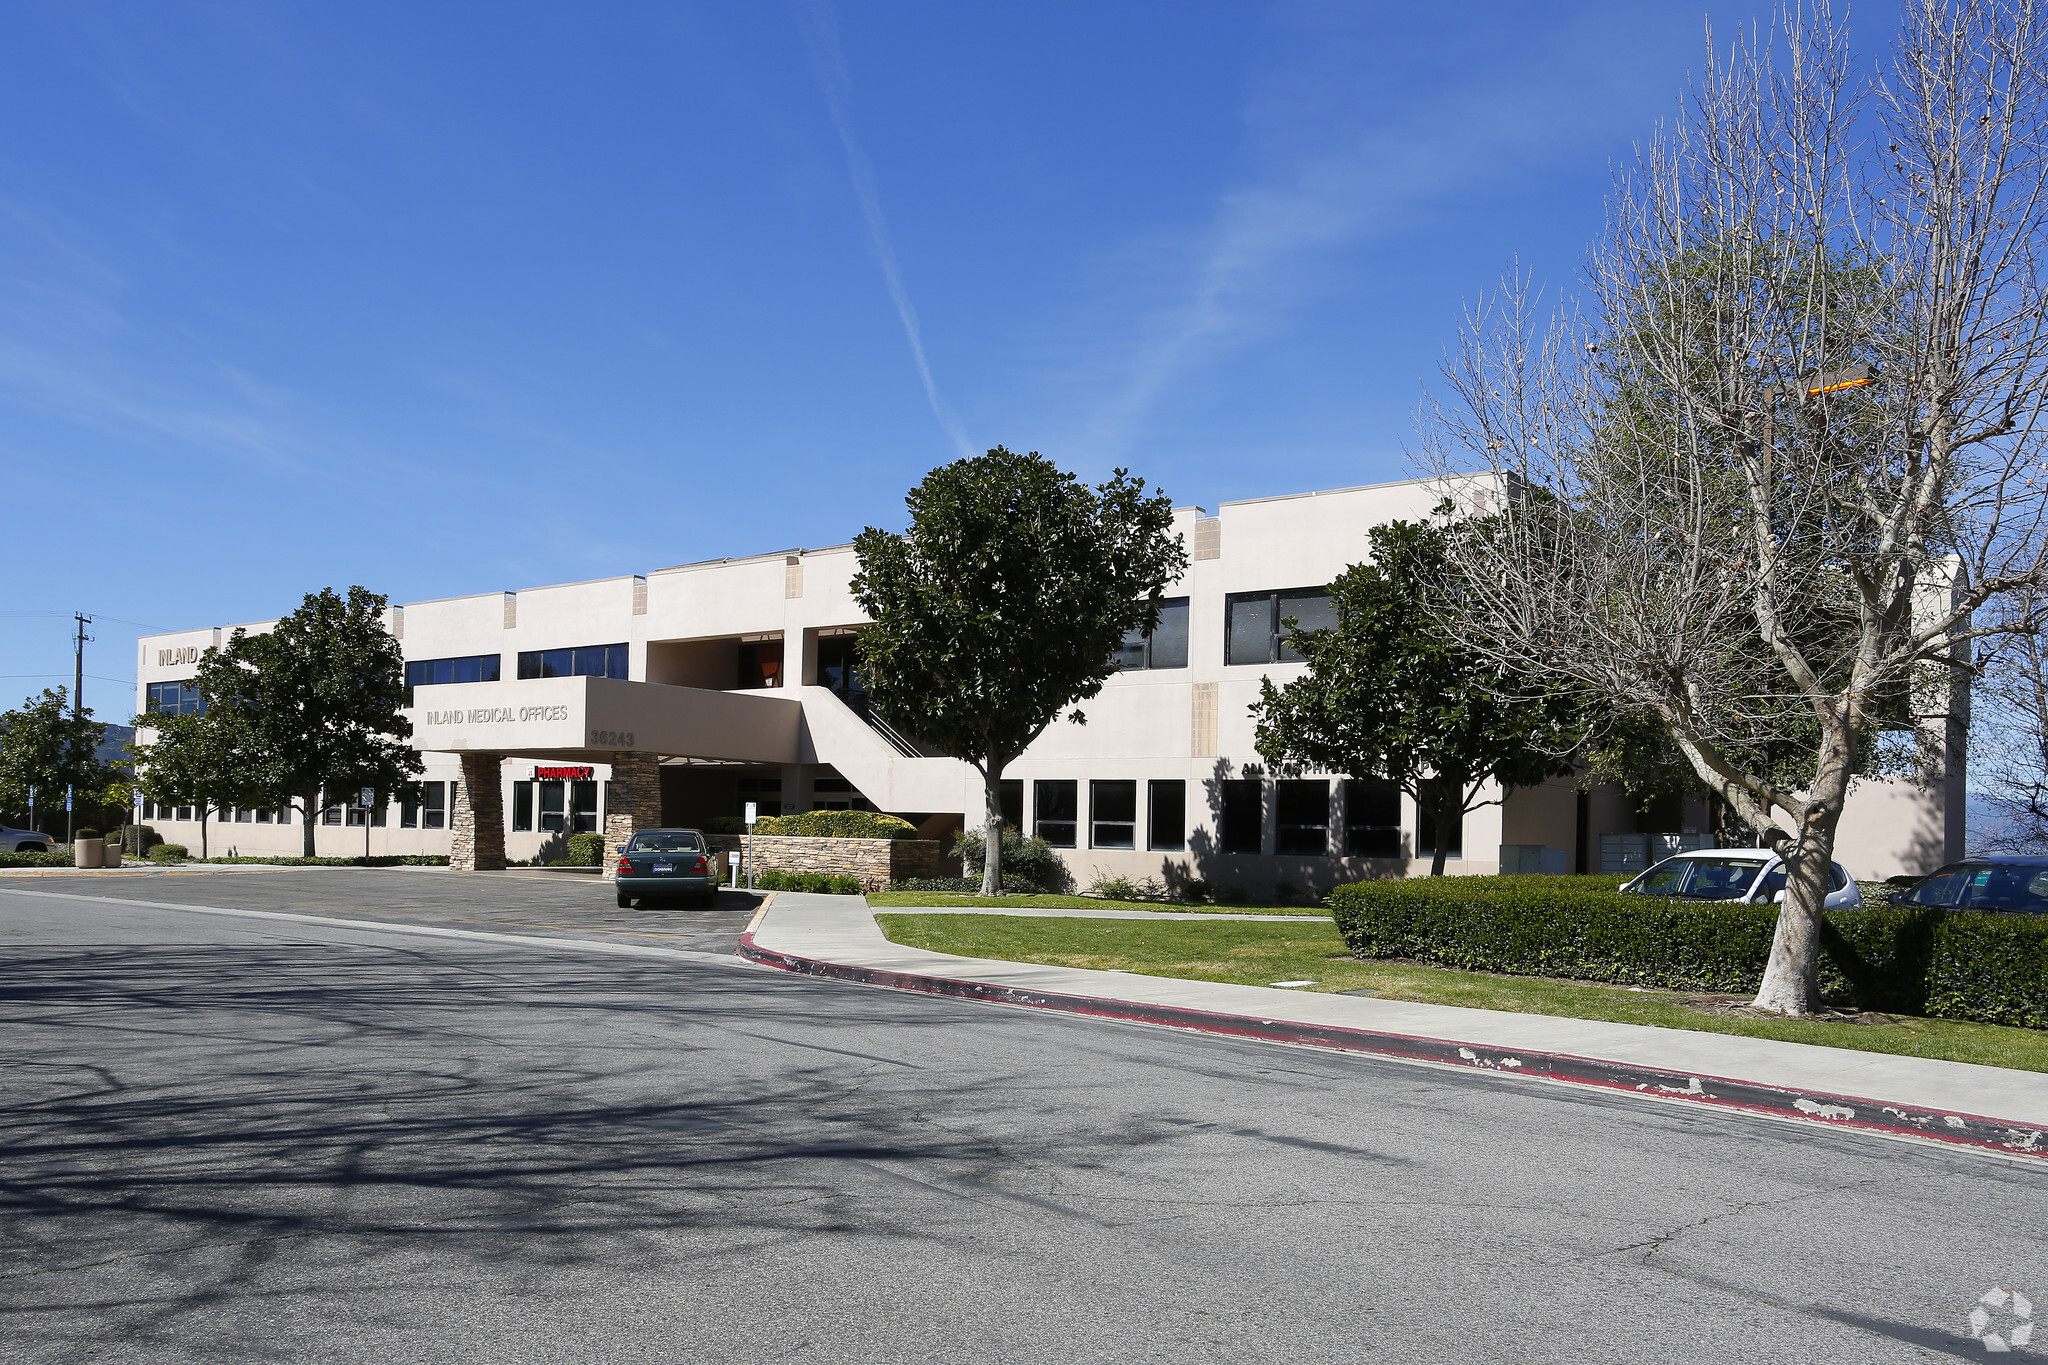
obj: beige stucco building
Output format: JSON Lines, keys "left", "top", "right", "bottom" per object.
{"left": 132, "top": 476, "right": 1965, "bottom": 886}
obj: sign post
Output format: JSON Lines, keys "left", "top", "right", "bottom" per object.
{"left": 359, "top": 787, "right": 376, "bottom": 862}
{"left": 744, "top": 801, "right": 757, "bottom": 892}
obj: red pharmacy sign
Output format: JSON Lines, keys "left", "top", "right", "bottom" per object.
{"left": 534, "top": 765, "right": 594, "bottom": 781}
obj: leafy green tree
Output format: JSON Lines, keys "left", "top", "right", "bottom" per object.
{"left": 182, "top": 586, "right": 421, "bottom": 857}
{"left": 1252, "top": 518, "right": 1586, "bottom": 875}
{"left": 0, "top": 688, "right": 118, "bottom": 837}
{"left": 131, "top": 707, "right": 267, "bottom": 859}
{"left": 851, "top": 447, "right": 1187, "bottom": 894}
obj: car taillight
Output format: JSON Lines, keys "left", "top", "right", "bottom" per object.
{"left": 616, "top": 856, "right": 633, "bottom": 873}
{"left": 691, "top": 856, "right": 706, "bottom": 871}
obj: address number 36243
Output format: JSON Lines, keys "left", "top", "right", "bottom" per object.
{"left": 588, "top": 730, "right": 636, "bottom": 748}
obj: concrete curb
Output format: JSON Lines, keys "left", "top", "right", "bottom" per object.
{"left": 737, "top": 929, "right": 2048, "bottom": 1161}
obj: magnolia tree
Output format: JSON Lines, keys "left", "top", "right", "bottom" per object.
{"left": 851, "top": 448, "right": 1185, "bottom": 895}
{"left": 1420, "top": 0, "right": 2048, "bottom": 1015}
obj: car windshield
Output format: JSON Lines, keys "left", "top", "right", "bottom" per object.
{"left": 628, "top": 831, "right": 703, "bottom": 853}
{"left": 1632, "top": 856, "right": 1769, "bottom": 899}
{"left": 1905, "top": 863, "right": 2048, "bottom": 914}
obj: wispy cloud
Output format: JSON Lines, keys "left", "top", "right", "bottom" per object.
{"left": 796, "top": 0, "right": 974, "bottom": 460}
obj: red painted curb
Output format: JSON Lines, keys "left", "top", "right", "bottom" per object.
{"left": 737, "top": 930, "right": 2048, "bottom": 1161}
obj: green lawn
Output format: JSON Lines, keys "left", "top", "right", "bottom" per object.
{"left": 874, "top": 912, "right": 2048, "bottom": 1074}
{"left": 865, "top": 891, "right": 1330, "bottom": 916}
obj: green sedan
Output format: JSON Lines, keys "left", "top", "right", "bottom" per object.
{"left": 614, "top": 828, "right": 720, "bottom": 908}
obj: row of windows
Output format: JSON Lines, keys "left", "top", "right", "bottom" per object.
{"left": 1114, "top": 588, "right": 1337, "bottom": 671}
{"left": 999, "top": 777, "right": 1460, "bottom": 858}
{"left": 400, "top": 644, "right": 628, "bottom": 704}
{"left": 512, "top": 779, "right": 601, "bottom": 833}
{"left": 145, "top": 681, "right": 204, "bottom": 715}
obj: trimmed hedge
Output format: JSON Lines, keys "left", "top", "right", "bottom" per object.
{"left": 0, "top": 850, "right": 73, "bottom": 868}
{"left": 754, "top": 869, "right": 864, "bottom": 895}
{"left": 751, "top": 810, "right": 918, "bottom": 840}
{"left": 150, "top": 845, "right": 189, "bottom": 862}
{"left": 1326, "top": 874, "right": 2048, "bottom": 1030}
{"left": 197, "top": 855, "right": 451, "bottom": 867}
{"left": 888, "top": 875, "right": 1045, "bottom": 895}
{"left": 565, "top": 832, "right": 607, "bottom": 866}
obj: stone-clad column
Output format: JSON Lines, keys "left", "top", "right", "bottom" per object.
{"left": 604, "top": 752, "right": 662, "bottom": 882}
{"left": 450, "top": 753, "right": 506, "bottom": 872}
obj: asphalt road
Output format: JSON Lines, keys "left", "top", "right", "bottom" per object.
{"left": 3, "top": 879, "right": 2043, "bottom": 1363}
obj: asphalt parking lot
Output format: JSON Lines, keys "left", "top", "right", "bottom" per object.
{"left": 0, "top": 867, "right": 765, "bottom": 955}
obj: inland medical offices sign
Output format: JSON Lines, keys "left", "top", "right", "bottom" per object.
{"left": 419, "top": 705, "right": 571, "bottom": 727}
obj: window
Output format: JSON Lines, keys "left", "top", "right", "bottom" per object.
{"left": 736, "top": 775, "right": 781, "bottom": 818}
{"left": 1090, "top": 780, "right": 1136, "bottom": 848}
{"left": 1148, "top": 780, "right": 1185, "bottom": 851}
{"left": 537, "top": 781, "right": 565, "bottom": 833}
{"left": 1114, "top": 598, "right": 1190, "bottom": 671}
{"left": 404, "top": 654, "right": 500, "bottom": 704}
{"left": 1224, "top": 588, "right": 1336, "bottom": 665}
{"left": 571, "top": 780, "right": 599, "bottom": 834}
{"left": 235, "top": 806, "right": 253, "bottom": 824}
{"left": 813, "top": 775, "right": 874, "bottom": 812}
{"left": 518, "top": 643, "right": 628, "bottom": 681}
{"left": 423, "top": 782, "right": 447, "bottom": 830}
{"left": 346, "top": 804, "right": 367, "bottom": 827}
{"left": 371, "top": 801, "right": 386, "bottom": 828}
{"left": 322, "top": 804, "right": 343, "bottom": 826}
{"left": 1276, "top": 780, "right": 1329, "bottom": 855}
{"left": 999, "top": 779, "right": 1022, "bottom": 831}
{"left": 1220, "top": 779, "right": 1263, "bottom": 854}
{"left": 629, "top": 830, "right": 705, "bottom": 853}
{"left": 255, "top": 808, "right": 274, "bottom": 824}
{"left": 817, "top": 635, "right": 865, "bottom": 702}
{"left": 512, "top": 781, "right": 534, "bottom": 833}
{"left": 1034, "top": 780, "right": 1077, "bottom": 847}
{"left": 1343, "top": 781, "right": 1402, "bottom": 858}
{"left": 1416, "top": 781, "right": 1462, "bottom": 860}
{"left": 146, "top": 680, "right": 204, "bottom": 715}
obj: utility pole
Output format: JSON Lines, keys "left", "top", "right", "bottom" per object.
{"left": 67, "top": 614, "right": 92, "bottom": 846}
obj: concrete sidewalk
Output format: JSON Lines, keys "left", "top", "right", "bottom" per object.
{"left": 742, "top": 893, "right": 2048, "bottom": 1159}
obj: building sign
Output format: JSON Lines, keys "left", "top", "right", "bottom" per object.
{"left": 156, "top": 646, "right": 201, "bottom": 666}
{"left": 535, "top": 765, "right": 594, "bottom": 781}
{"left": 419, "top": 705, "right": 572, "bottom": 726}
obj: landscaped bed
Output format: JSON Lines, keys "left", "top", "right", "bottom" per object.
{"left": 872, "top": 912, "right": 2048, "bottom": 1074}
{"left": 865, "top": 891, "right": 1330, "bottom": 916}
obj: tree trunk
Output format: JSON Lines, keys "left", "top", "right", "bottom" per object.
{"left": 1428, "top": 793, "right": 1452, "bottom": 876}
{"left": 1748, "top": 748, "right": 1853, "bottom": 1016}
{"left": 199, "top": 804, "right": 210, "bottom": 860}
{"left": 301, "top": 791, "right": 319, "bottom": 858}
{"left": 980, "top": 768, "right": 1003, "bottom": 897}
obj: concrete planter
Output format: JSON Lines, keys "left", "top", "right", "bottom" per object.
{"left": 744, "top": 835, "right": 946, "bottom": 884}
{"left": 101, "top": 842, "right": 122, "bottom": 868}
{"left": 72, "top": 839, "right": 104, "bottom": 869}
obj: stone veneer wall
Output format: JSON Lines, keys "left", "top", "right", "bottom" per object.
{"left": 603, "top": 753, "right": 663, "bottom": 882}
{"left": 450, "top": 752, "right": 506, "bottom": 872}
{"left": 744, "top": 835, "right": 945, "bottom": 883}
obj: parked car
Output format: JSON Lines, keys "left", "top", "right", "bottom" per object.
{"left": 614, "top": 828, "right": 719, "bottom": 908}
{"left": 1620, "top": 847, "right": 1863, "bottom": 908}
{"left": 0, "top": 825, "right": 51, "bottom": 854}
{"left": 1890, "top": 856, "right": 2048, "bottom": 915}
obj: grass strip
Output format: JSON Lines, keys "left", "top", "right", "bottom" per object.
{"left": 874, "top": 912, "right": 2048, "bottom": 1075}
{"left": 865, "top": 891, "right": 1328, "bottom": 916}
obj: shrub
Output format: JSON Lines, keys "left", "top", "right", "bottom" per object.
{"left": 1176, "top": 878, "right": 1214, "bottom": 905}
{"left": 565, "top": 832, "right": 607, "bottom": 866}
{"left": 752, "top": 810, "right": 918, "bottom": 840}
{"left": 149, "top": 845, "right": 189, "bottom": 862}
{"left": 74, "top": 828, "right": 101, "bottom": 841}
{"left": 192, "top": 855, "right": 451, "bottom": 867}
{"left": 954, "top": 827, "right": 1074, "bottom": 893}
{"left": 699, "top": 816, "right": 748, "bottom": 836}
{"left": 751, "top": 869, "right": 866, "bottom": 895}
{"left": 1325, "top": 874, "right": 2048, "bottom": 1029}
{"left": 1087, "top": 871, "right": 1168, "bottom": 901}
{"left": 0, "top": 850, "right": 72, "bottom": 868}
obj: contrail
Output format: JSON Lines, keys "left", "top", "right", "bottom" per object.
{"left": 797, "top": 1, "right": 974, "bottom": 459}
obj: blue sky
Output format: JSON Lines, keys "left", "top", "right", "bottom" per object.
{"left": 0, "top": 0, "right": 1797, "bottom": 720}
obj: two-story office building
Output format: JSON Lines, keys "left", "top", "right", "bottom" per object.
{"left": 133, "top": 476, "right": 1965, "bottom": 886}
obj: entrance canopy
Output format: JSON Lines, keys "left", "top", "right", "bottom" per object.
{"left": 410, "top": 675, "right": 802, "bottom": 763}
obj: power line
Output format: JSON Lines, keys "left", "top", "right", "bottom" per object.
{"left": 0, "top": 673, "right": 134, "bottom": 684}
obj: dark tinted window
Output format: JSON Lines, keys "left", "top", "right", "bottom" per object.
{"left": 1116, "top": 598, "right": 1190, "bottom": 671}
{"left": 405, "top": 654, "right": 500, "bottom": 704}
{"left": 1225, "top": 589, "right": 1333, "bottom": 665}
{"left": 1149, "top": 780, "right": 1185, "bottom": 851}
{"left": 1220, "top": 779, "right": 1263, "bottom": 854}
{"left": 518, "top": 644, "right": 628, "bottom": 681}
{"left": 1035, "top": 781, "right": 1077, "bottom": 848}
{"left": 1416, "top": 780, "right": 1462, "bottom": 860}
{"left": 1276, "top": 780, "right": 1329, "bottom": 855}
{"left": 1344, "top": 780, "right": 1401, "bottom": 858}
{"left": 998, "top": 780, "right": 1022, "bottom": 832}
{"left": 1908, "top": 862, "right": 2048, "bottom": 913}
{"left": 1091, "top": 780, "right": 1137, "bottom": 848}
{"left": 146, "top": 680, "right": 206, "bottom": 716}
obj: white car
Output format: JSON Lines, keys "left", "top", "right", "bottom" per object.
{"left": 1620, "top": 847, "right": 1863, "bottom": 908}
{"left": 0, "top": 825, "right": 53, "bottom": 853}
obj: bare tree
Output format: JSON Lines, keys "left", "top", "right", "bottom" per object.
{"left": 1973, "top": 608, "right": 2048, "bottom": 850}
{"left": 1420, "top": 0, "right": 2048, "bottom": 1015}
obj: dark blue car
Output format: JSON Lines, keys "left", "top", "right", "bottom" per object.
{"left": 615, "top": 828, "right": 719, "bottom": 908}
{"left": 1893, "top": 856, "right": 2048, "bottom": 915}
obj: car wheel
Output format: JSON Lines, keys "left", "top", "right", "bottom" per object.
{"left": 18, "top": 844, "right": 45, "bottom": 854}
{"left": 616, "top": 892, "right": 634, "bottom": 908}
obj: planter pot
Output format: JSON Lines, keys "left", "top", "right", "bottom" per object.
{"left": 101, "top": 843, "right": 122, "bottom": 868}
{"left": 73, "top": 839, "right": 104, "bottom": 869}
